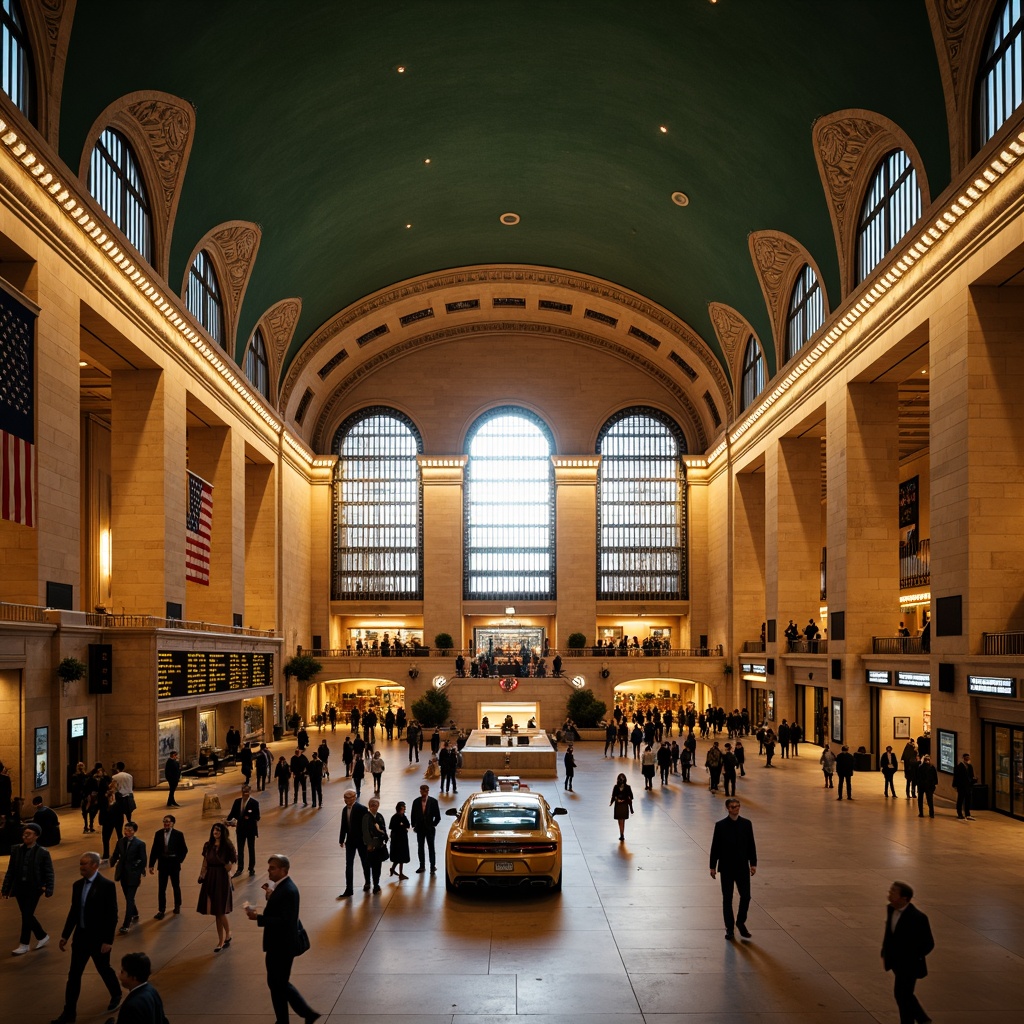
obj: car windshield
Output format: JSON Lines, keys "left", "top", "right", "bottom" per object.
{"left": 468, "top": 805, "right": 541, "bottom": 830}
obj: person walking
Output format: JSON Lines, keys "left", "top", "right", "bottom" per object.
{"left": 656, "top": 741, "right": 671, "bottom": 785}
{"left": 709, "top": 797, "right": 757, "bottom": 941}
{"left": 108, "top": 951, "right": 168, "bottom": 1024}
{"left": 388, "top": 801, "right": 411, "bottom": 880}
{"left": 163, "top": 751, "right": 182, "bottom": 808}
{"left": 916, "top": 755, "right": 939, "bottom": 818}
{"left": 705, "top": 740, "right": 722, "bottom": 793}
{"left": 790, "top": 720, "right": 803, "bottom": 755}
{"left": 351, "top": 754, "right": 365, "bottom": 798}
{"left": 369, "top": 750, "right": 385, "bottom": 795}
{"left": 196, "top": 823, "right": 236, "bottom": 952}
{"left": 274, "top": 756, "right": 290, "bottom": 807}
{"left": 2, "top": 821, "right": 54, "bottom": 955}
{"left": 610, "top": 773, "right": 634, "bottom": 841}
{"left": 901, "top": 739, "right": 919, "bottom": 799}
{"left": 337, "top": 788, "right": 370, "bottom": 897}
{"left": 880, "top": 745, "right": 899, "bottom": 798}
{"left": 364, "top": 796, "right": 389, "bottom": 893}
{"left": 881, "top": 880, "right": 934, "bottom": 1024}
{"left": 148, "top": 813, "right": 187, "bottom": 919}
{"left": 953, "top": 752, "right": 977, "bottom": 820}
{"left": 255, "top": 743, "right": 271, "bottom": 792}
{"left": 109, "top": 821, "right": 147, "bottom": 934}
{"left": 307, "top": 752, "right": 325, "bottom": 808}
{"left": 406, "top": 721, "right": 421, "bottom": 763}
{"left": 641, "top": 744, "right": 657, "bottom": 790}
{"left": 227, "top": 784, "right": 260, "bottom": 877}
{"left": 721, "top": 743, "right": 738, "bottom": 797}
{"left": 51, "top": 852, "right": 122, "bottom": 1024}
{"left": 835, "top": 745, "right": 855, "bottom": 800}
{"left": 244, "top": 855, "right": 320, "bottom": 1024}
{"left": 820, "top": 745, "right": 836, "bottom": 788}
{"left": 563, "top": 744, "right": 577, "bottom": 791}
{"left": 734, "top": 738, "right": 746, "bottom": 777}
{"left": 411, "top": 784, "right": 441, "bottom": 874}
{"left": 777, "top": 719, "right": 791, "bottom": 759}
{"left": 763, "top": 728, "right": 776, "bottom": 768}
{"left": 290, "top": 748, "right": 310, "bottom": 806}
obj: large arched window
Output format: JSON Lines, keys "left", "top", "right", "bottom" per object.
{"left": 785, "top": 264, "right": 824, "bottom": 361}
{"left": 740, "top": 336, "right": 765, "bottom": 412}
{"left": 597, "top": 408, "right": 687, "bottom": 600}
{"left": 88, "top": 128, "right": 153, "bottom": 264}
{"left": 245, "top": 328, "right": 270, "bottom": 400}
{"left": 0, "top": 0, "right": 33, "bottom": 119}
{"left": 186, "top": 250, "right": 224, "bottom": 347}
{"left": 855, "top": 149, "right": 921, "bottom": 284}
{"left": 464, "top": 407, "right": 555, "bottom": 600}
{"left": 976, "top": 0, "right": 1024, "bottom": 150}
{"left": 332, "top": 408, "right": 423, "bottom": 600}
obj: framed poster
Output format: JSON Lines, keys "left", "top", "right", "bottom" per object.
{"left": 242, "top": 697, "right": 264, "bottom": 738}
{"left": 937, "top": 729, "right": 957, "bottom": 774}
{"left": 830, "top": 697, "right": 843, "bottom": 744}
{"left": 158, "top": 717, "right": 181, "bottom": 763}
{"left": 34, "top": 726, "right": 48, "bottom": 788}
{"left": 893, "top": 716, "right": 911, "bottom": 739}
{"left": 199, "top": 709, "right": 215, "bottom": 748}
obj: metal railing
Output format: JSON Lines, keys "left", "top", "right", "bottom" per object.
{"left": 85, "top": 613, "right": 278, "bottom": 638}
{"left": 784, "top": 639, "right": 828, "bottom": 654}
{"left": 872, "top": 636, "right": 926, "bottom": 655}
{"left": 742, "top": 640, "right": 765, "bottom": 653}
{"left": 983, "top": 631, "right": 1024, "bottom": 656}
{"left": 899, "top": 537, "right": 930, "bottom": 589}
{"left": 0, "top": 601, "right": 49, "bottom": 623}
{"left": 304, "top": 645, "right": 724, "bottom": 661}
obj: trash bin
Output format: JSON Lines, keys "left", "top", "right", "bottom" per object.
{"left": 971, "top": 783, "right": 989, "bottom": 811}
{"left": 853, "top": 751, "right": 872, "bottom": 772}
{"left": 273, "top": 724, "right": 283, "bottom": 741}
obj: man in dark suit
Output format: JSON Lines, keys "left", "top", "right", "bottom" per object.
{"left": 245, "top": 854, "right": 320, "bottom": 1024}
{"left": 953, "top": 751, "right": 977, "bottom": 820}
{"left": 105, "top": 951, "right": 167, "bottom": 1024}
{"left": 881, "top": 880, "right": 934, "bottom": 1024}
{"left": 411, "top": 783, "right": 441, "bottom": 874}
{"left": 336, "top": 788, "right": 369, "bottom": 898}
{"left": 51, "top": 851, "right": 122, "bottom": 1024}
{"left": 227, "top": 784, "right": 261, "bottom": 876}
{"left": 148, "top": 813, "right": 188, "bottom": 918}
{"left": 835, "top": 745, "right": 855, "bottom": 800}
{"left": 709, "top": 797, "right": 757, "bottom": 941}
{"left": 109, "top": 821, "right": 147, "bottom": 934}
{"left": 163, "top": 751, "right": 181, "bottom": 807}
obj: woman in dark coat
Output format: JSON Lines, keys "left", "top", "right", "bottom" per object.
{"left": 364, "top": 797, "right": 389, "bottom": 893}
{"left": 388, "top": 801, "right": 411, "bottom": 879}
{"left": 98, "top": 782, "right": 125, "bottom": 861}
{"left": 197, "top": 821, "right": 236, "bottom": 951}
{"left": 342, "top": 736, "right": 354, "bottom": 777}
{"left": 274, "top": 755, "right": 291, "bottom": 806}
{"left": 351, "top": 755, "right": 365, "bottom": 798}
{"left": 610, "top": 773, "right": 634, "bottom": 841}
{"left": 563, "top": 745, "right": 577, "bottom": 791}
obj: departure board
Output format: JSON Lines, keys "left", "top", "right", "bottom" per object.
{"left": 158, "top": 650, "right": 274, "bottom": 699}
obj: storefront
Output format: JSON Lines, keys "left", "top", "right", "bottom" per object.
{"left": 794, "top": 683, "right": 828, "bottom": 747}
{"left": 866, "top": 669, "right": 931, "bottom": 766}
{"left": 972, "top": 674, "right": 1023, "bottom": 819}
{"left": 741, "top": 662, "right": 772, "bottom": 726}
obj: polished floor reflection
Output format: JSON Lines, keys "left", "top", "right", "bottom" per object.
{"left": 2, "top": 734, "right": 1022, "bottom": 1023}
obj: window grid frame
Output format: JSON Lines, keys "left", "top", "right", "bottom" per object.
{"left": 88, "top": 127, "right": 153, "bottom": 265}
{"left": 785, "top": 264, "right": 824, "bottom": 362}
{"left": 463, "top": 406, "right": 556, "bottom": 602}
{"left": 0, "top": 0, "right": 32, "bottom": 120}
{"left": 596, "top": 407, "right": 688, "bottom": 602}
{"left": 740, "top": 336, "right": 765, "bottom": 412}
{"left": 245, "top": 327, "right": 271, "bottom": 400}
{"left": 855, "top": 149, "right": 921, "bottom": 285}
{"left": 186, "top": 250, "right": 224, "bottom": 348}
{"left": 976, "top": 0, "right": 1024, "bottom": 151}
{"left": 331, "top": 406, "right": 424, "bottom": 601}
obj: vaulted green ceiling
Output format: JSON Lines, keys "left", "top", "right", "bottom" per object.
{"left": 59, "top": 0, "right": 949, "bottom": 378}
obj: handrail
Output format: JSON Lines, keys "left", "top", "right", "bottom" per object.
{"left": 983, "top": 631, "right": 1024, "bottom": 656}
{"left": 784, "top": 639, "right": 828, "bottom": 654}
{"left": 85, "top": 613, "right": 279, "bottom": 638}
{"left": 0, "top": 601, "right": 48, "bottom": 623}
{"left": 302, "top": 645, "right": 724, "bottom": 659}
{"left": 872, "top": 636, "right": 925, "bottom": 655}
{"left": 742, "top": 640, "right": 765, "bottom": 653}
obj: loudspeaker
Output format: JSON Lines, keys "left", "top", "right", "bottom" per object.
{"left": 485, "top": 735, "right": 501, "bottom": 746}
{"left": 831, "top": 658, "right": 842, "bottom": 681}
{"left": 938, "top": 662, "right": 955, "bottom": 693}
{"left": 936, "top": 596, "right": 963, "bottom": 636}
{"left": 88, "top": 643, "right": 112, "bottom": 694}
{"left": 233, "top": 613, "right": 243, "bottom": 628}
{"left": 166, "top": 602, "right": 182, "bottom": 620}
{"left": 767, "top": 619, "right": 776, "bottom": 643}
{"left": 46, "top": 581, "right": 73, "bottom": 610}
{"left": 766, "top": 658, "right": 775, "bottom": 675}
{"left": 830, "top": 611, "right": 845, "bottom": 641}
{"left": 517, "top": 735, "right": 531, "bottom": 745}
{"left": 312, "top": 635, "right": 322, "bottom": 650}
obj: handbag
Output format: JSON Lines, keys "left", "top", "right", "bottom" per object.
{"left": 295, "top": 919, "right": 310, "bottom": 956}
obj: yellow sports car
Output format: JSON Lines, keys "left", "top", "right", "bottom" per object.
{"left": 444, "top": 791, "right": 566, "bottom": 893}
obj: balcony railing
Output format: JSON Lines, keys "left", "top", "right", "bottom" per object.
{"left": 742, "top": 640, "right": 765, "bottom": 653}
{"left": 872, "top": 636, "right": 926, "bottom": 655}
{"left": 900, "top": 537, "right": 930, "bottom": 589}
{"left": 785, "top": 639, "right": 828, "bottom": 654}
{"left": 0, "top": 601, "right": 48, "bottom": 623}
{"left": 85, "top": 613, "right": 278, "bottom": 638}
{"left": 983, "top": 631, "right": 1024, "bottom": 656}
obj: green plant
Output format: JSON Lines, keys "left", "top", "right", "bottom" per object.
{"left": 411, "top": 687, "right": 452, "bottom": 727}
{"left": 434, "top": 632, "right": 454, "bottom": 650}
{"left": 284, "top": 653, "right": 322, "bottom": 681}
{"left": 566, "top": 688, "right": 607, "bottom": 727}
{"left": 57, "top": 656, "right": 88, "bottom": 683}
{"left": 566, "top": 632, "right": 587, "bottom": 649}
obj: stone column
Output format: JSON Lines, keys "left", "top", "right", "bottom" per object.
{"left": 419, "top": 457, "right": 467, "bottom": 647}
{"left": 244, "top": 460, "right": 277, "bottom": 632}
{"left": 733, "top": 471, "right": 766, "bottom": 651}
{"left": 553, "top": 457, "right": 600, "bottom": 647}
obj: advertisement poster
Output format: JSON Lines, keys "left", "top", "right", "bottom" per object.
{"left": 34, "top": 726, "right": 48, "bottom": 788}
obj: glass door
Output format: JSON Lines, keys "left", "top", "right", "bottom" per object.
{"left": 994, "top": 726, "right": 1011, "bottom": 814}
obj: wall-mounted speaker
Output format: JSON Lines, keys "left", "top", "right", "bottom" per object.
{"left": 938, "top": 663, "right": 955, "bottom": 693}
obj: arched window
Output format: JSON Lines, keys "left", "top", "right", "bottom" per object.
{"left": 0, "top": 0, "right": 33, "bottom": 119}
{"left": 332, "top": 408, "right": 423, "bottom": 600}
{"left": 976, "top": 0, "right": 1024, "bottom": 150}
{"left": 186, "top": 250, "right": 224, "bottom": 347}
{"left": 855, "top": 149, "right": 921, "bottom": 284}
{"left": 464, "top": 407, "right": 554, "bottom": 600}
{"left": 740, "top": 336, "right": 765, "bottom": 412}
{"left": 88, "top": 128, "right": 153, "bottom": 264}
{"left": 785, "top": 264, "right": 824, "bottom": 361}
{"left": 597, "top": 408, "right": 687, "bottom": 600}
{"left": 245, "top": 328, "right": 270, "bottom": 400}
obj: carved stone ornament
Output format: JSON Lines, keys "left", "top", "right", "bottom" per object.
{"left": 125, "top": 97, "right": 194, "bottom": 219}
{"left": 935, "top": 0, "right": 977, "bottom": 95}
{"left": 708, "top": 301, "right": 750, "bottom": 371}
{"left": 749, "top": 231, "right": 801, "bottom": 324}
{"left": 813, "top": 115, "right": 887, "bottom": 238}
{"left": 262, "top": 298, "right": 302, "bottom": 373}
{"left": 210, "top": 224, "right": 260, "bottom": 309}
{"left": 39, "top": 0, "right": 72, "bottom": 67}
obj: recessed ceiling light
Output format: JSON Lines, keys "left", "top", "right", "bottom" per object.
{"left": 405, "top": 223, "right": 412, "bottom": 229}
{"left": 424, "top": 158, "right": 431, "bottom": 164}
{"left": 659, "top": 126, "right": 668, "bottom": 134}
{"left": 396, "top": 65, "right": 406, "bottom": 73}
{"left": 671, "top": 191, "right": 689, "bottom": 207}
{"left": 500, "top": 212, "right": 520, "bottom": 226}
{"left": 79, "top": 360, "right": 88, "bottom": 367}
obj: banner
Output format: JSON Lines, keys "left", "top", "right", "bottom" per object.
{"left": 0, "top": 284, "right": 36, "bottom": 527}
{"left": 186, "top": 470, "right": 213, "bottom": 584}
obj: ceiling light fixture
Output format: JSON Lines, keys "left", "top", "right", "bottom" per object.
{"left": 396, "top": 65, "right": 406, "bottom": 73}
{"left": 424, "top": 158, "right": 431, "bottom": 164}
{"left": 659, "top": 126, "right": 668, "bottom": 134}
{"left": 499, "top": 212, "right": 520, "bottom": 226}
{"left": 671, "top": 191, "right": 689, "bottom": 207}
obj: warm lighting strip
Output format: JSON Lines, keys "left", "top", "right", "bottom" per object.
{"left": 899, "top": 591, "right": 931, "bottom": 607}
{"left": 716, "top": 129, "right": 1024, "bottom": 461}
{"left": 551, "top": 457, "right": 601, "bottom": 468}
{"left": 0, "top": 115, "right": 323, "bottom": 463}
{"left": 682, "top": 455, "right": 708, "bottom": 468}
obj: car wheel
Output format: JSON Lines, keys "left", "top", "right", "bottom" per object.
{"left": 552, "top": 870, "right": 562, "bottom": 893}
{"left": 445, "top": 869, "right": 456, "bottom": 894}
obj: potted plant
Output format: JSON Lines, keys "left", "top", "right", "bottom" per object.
{"left": 434, "top": 632, "right": 454, "bottom": 652}
{"left": 58, "top": 656, "right": 88, "bottom": 684}
{"left": 566, "top": 632, "right": 587, "bottom": 651}
{"left": 410, "top": 688, "right": 452, "bottom": 727}
{"left": 283, "top": 653, "right": 322, "bottom": 682}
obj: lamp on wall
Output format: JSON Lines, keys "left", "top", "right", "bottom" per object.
{"left": 408, "top": 663, "right": 419, "bottom": 679}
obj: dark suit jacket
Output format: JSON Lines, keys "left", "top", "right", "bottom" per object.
{"left": 917, "top": 763, "right": 939, "bottom": 793}
{"left": 709, "top": 815, "right": 757, "bottom": 873}
{"left": 148, "top": 828, "right": 188, "bottom": 869}
{"left": 257, "top": 874, "right": 304, "bottom": 955}
{"left": 835, "top": 752, "right": 855, "bottom": 777}
{"left": 117, "top": 981, "right": 168, "bottom": 1024}
{"left": 338, "top": 801, "right": 369, "bottom": 848}
{"left": 410, "top": 795, "right": 441, "bottom": 834}
{"left": 953, "top": 761, "right": 976, "bottom": 792}
{"left": 882, "top": 901, "right": 934, "bottom": 976}
{"left": 61, "top": 871, "right": 118, "bottom": 947}
{"left": 111, "top": 835, "right": 148, "bottom": 885}
{"left": 227, "top": 795, "right": 261, "bottom": 836}
{"left": 880, "top": 751, "right": 899, "bottom": 771}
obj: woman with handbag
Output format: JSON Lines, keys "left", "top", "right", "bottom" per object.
{"left": 388, "top": 801, "right": 411, "bottom": 880}
{"left": 363, "top": 797, "right": 389, "bottom": 893}
{"left": 196, "top": 822, "right": 236, "bottom": 952}
{"left": 610, "top": 773, "right": 634, "bottom": 841}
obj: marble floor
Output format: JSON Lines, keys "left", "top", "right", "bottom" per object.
{"left": 2, "top": 733, "right": 1022, "bottom": 1023}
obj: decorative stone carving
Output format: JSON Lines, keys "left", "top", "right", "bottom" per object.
{"left": 210, "top": 224, "right": 260, "bottom": 310}
{"left": 934, "top": 0, "right": 977, "bottom": 95}
{"left": 21, "top": 0, "right": 76, "bottom": 145}
{"left": 125, "top": 97, "right": 194, "bottom": 220}
{"left": 749, "top": 232, "right": 801, "bottom": 324}
{"left": 708, "top": 302, "right": 750, "bottom": 373}
{"left": 257, "top": 297, "right": 301, "bottom": 405}
{"left": 814, "top": 116, "right": 887, "bottom": 240}
{"left": 39, "top": 0, "right": 72, "bottom": 65}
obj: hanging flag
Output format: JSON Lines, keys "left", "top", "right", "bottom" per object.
{"left": 0, "top": 284, "right": 36, "bottom": 527}
{"left": 186, "top": 471, "right": 213, "bottom": 584}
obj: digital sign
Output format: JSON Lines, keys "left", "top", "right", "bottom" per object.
{"left": 69, "top": 717, "right": 85, "bottom": 739}
{"left": 967, "top": 675, "right": 1016, "bottom": 698}
{"left": 937, "top": 729, "right": 957, "bottom": 774}
{"left": 158, "top": 651, "right": 273, "bottom": 700}
{"left": 741, "top": 663, "right": 767, "bottom": 675}
{"left": 896, "top": 671, "right": 930, "bottom": 689}
{"left": 867, "top": 669, "right": 891, "bottom": 686}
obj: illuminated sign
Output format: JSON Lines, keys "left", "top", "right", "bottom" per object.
{"left": 741, "top": 663, "right": 767, "bottom": 675}
{"left": 967, "top": 675, "right": 1016, "bottom": 698}
{"left": 69, "top": 717, "right": 85, "bottom": 738}
{"left": 867, "top": 670, "right": 891, "bottom": 686}
{"left": 158, "top": 651, "right": 274, "bottom": 700}
{"left": 895, "top": 671, "right": 930, "bottom": 689}
{"left": 937, "top": 729, "right": 956, "bottom": 774}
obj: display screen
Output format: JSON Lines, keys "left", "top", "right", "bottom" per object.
{"left": 69, "top": 717, "right": 85, "bottom": 739}
{"left": 158, "top": 651, "right": 273, "bottom": 700}
{"left": 966, "top": 675, "right": 1016, "bottom": 698}
{"left": 937, "top": 729, "right": 956, "bottom": 774}
{"left": 895, "top": 671, "right": 930, "bottom": 689}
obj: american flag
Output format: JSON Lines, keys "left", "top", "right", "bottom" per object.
{"left": 186, "top": 471, "right": 213, "bottom": 584}
{"left": 0, "top": 286, "right": 36, "bottom": 528}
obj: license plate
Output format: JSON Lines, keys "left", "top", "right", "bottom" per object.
{"left": 494, "top": 860, "right": 515, "bottom": 871}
